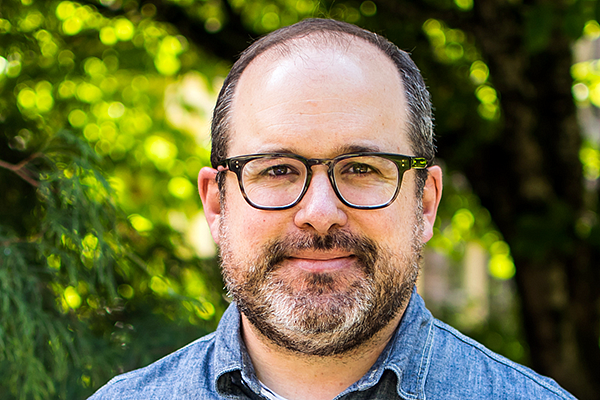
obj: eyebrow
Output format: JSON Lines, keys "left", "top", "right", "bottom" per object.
{"left": 335, "top": 144, "right": 382, "bottom": 154}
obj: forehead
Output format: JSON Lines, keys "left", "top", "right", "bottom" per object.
{"left": 229, "top": 35, "right": 410, "bottom": 157}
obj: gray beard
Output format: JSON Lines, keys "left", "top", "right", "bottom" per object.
{"left": 219, "top": 222, "right": 423, "bottom": 356}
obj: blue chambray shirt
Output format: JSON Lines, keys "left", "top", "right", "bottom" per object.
{"left": 89, "top": 290, "right": 576, "bottom": 399}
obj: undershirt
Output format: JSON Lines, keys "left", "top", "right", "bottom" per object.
{"left": 259, "top": 380, "right": 291, "bottom": 400}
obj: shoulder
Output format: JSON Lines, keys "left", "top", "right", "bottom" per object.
{"left": 426, "top": 319, "right": 576, "bottom": 400}
{"left": 88, "top": 332, "right": 219, "bottom": 400}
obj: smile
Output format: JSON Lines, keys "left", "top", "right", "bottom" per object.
{"left": 285, "top": 254, "right": 357, "bottom": 273}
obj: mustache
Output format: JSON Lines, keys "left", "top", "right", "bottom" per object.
{"left": 262, "top": 230, "right": 379, "bottom": 275}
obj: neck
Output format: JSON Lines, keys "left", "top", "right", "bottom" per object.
{"left": 240, "top": 310, "right": 405, "bottom": 400}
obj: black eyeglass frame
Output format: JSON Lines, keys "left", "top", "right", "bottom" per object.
{"left": 217, "top": 152, "right": 430, "bottom": 210}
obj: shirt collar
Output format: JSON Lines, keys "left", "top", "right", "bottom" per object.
{"left": 383, "top": 288, "right": 435, "bottom": 400}
{"left": 211, "top": 288, "right": 435, "bottom": 400}
{"left": 212, "top": 303, "right": 247, "bottom": 395}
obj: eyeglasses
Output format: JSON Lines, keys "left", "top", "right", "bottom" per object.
{"left": 217, "top": 152, "right": 429, "bottom": 210}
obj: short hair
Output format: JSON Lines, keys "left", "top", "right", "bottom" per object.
{"left": 211, "top": 18, "right": 435, "bottom": 192}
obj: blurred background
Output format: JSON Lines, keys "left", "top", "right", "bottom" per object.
{"left": 1, "top": 0, "right": 599, "bottom": 398}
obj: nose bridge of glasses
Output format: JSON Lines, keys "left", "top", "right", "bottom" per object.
{"left": 306, "top": 158, "right": 339, "bottom": 197}
{"left": 305, "top": 157, "right": 337, "bottom": 187}
{"left": 306, "top": 157, "right": 334, "bottom": 169}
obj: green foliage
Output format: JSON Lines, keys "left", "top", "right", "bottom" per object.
{"left": 0, "top": 0, "right": 227, "bottom": 398}
{"left": 572, "top": 24, "right": 600, "bottom": 109}
{"left": 1, "top": 131, "right": 124, "bottom": 399}
{"left": 140, "top": 0, "right": 380, "bottom": 34}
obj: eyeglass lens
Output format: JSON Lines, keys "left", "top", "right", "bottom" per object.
{"left": 240, "top": 155, "right": 400, "bottom": 208}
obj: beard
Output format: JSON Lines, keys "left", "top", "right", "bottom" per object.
{"left": 219, "top": 215, "right": 423, "bottom": 357}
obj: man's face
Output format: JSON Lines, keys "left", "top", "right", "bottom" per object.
{"left": 201, "top": 38, "right": 439, "bottom": 356}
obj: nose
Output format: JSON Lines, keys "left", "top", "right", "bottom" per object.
{"left": 293, "top": 168, "right": 348, "bottom": 235}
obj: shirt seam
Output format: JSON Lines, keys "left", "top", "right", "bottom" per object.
{"left": 416, "top": 321, "right": 434, "bottom": 400}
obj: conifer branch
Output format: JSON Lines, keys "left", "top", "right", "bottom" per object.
{"left": 0, "top": 231, "right": 44, "bottom": 247}
{"left": 0, "top": 153, "right": 43, "bottom": 188}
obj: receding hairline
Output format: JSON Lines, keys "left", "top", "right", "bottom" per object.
{"left": 245, "top": 29, "right": 391, "bottom": 64}
{"left": 228, "top": 31, "right": 407, "bottom": 134}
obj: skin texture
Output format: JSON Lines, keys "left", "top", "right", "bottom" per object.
{"left": 198, "top": 35, "right": 442, "bottom": 400}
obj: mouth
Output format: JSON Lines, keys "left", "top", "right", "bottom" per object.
{"left": 284, "top": 252, "right": 357, "bottom": 273}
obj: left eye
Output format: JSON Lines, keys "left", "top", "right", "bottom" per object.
{"left": 343, "top": 163, "right": 375, "bottom": 175}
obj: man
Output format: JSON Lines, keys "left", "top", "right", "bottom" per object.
{"left": 90, "top": 19, "right": 576, "bottom": 399}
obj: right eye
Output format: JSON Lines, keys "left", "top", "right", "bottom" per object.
{"left": 260, "top": 164, "right": 300, "bottom": 178}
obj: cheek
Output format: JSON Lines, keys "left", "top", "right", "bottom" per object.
{"left": 223, "top": 192, "right": 291, "bottom": 252}
{"left": 351, "top": 188, "right": 419, "bottom": 249}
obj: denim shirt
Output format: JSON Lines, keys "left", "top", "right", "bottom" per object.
{"left": 89, "top": 290, "right": 576, "bottom": 400}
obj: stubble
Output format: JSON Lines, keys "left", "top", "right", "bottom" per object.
{"left": 218, "top": 211, "right": 423, "bottom": 356}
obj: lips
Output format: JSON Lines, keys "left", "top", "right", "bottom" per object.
{"left": 284, "top": 253, "right": 356, "bottom": 273}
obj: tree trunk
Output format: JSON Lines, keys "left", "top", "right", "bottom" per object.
{"left": 464, "top": 1, "right": 600, "bottom": 398}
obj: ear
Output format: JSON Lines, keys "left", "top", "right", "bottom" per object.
{"left": 421, "top": 165, "right": 442, "bottom": 243}
{"left": 198, "top": 167, "right": 222, "bottom": 245}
